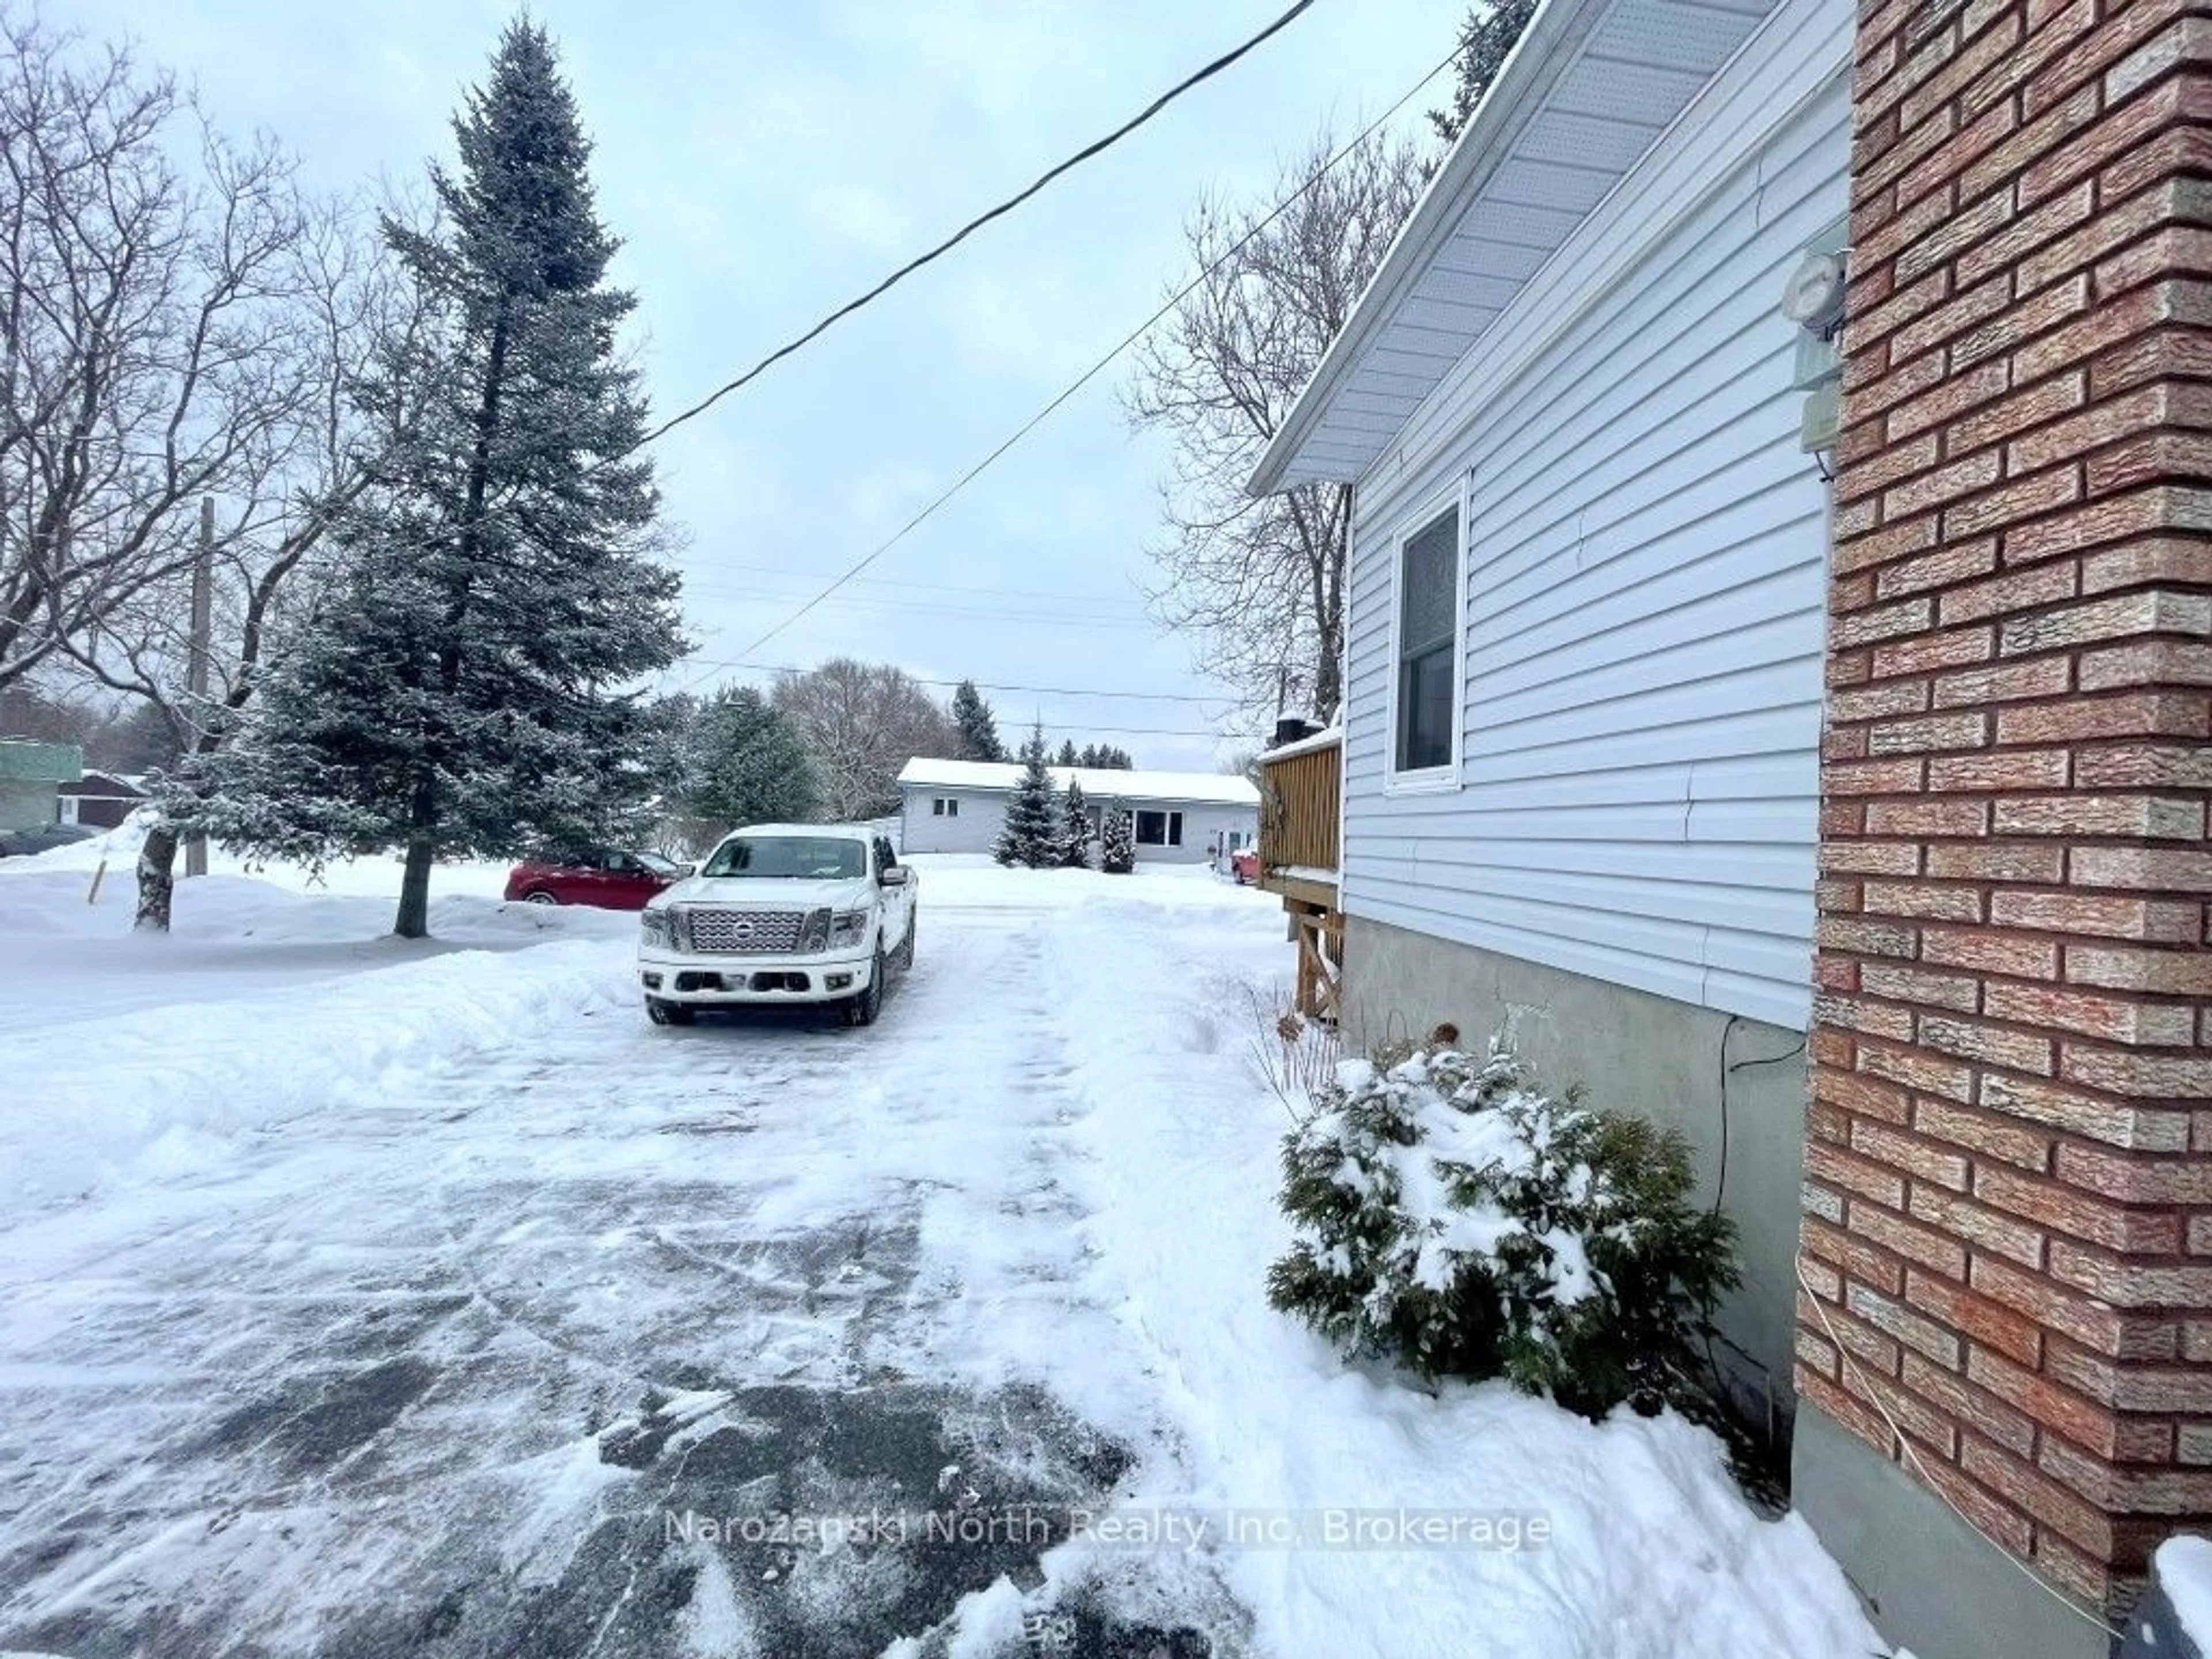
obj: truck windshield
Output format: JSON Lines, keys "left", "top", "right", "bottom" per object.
{"left": 701, "top": 836, "right": 866, "bottom": 880}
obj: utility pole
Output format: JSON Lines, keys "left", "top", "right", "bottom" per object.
{"left": 184, "top": 496, "right": 212, "bottom": 878}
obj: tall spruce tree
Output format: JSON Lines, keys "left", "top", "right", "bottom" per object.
{"left": 1058, "top": 777, "right": 1092, "bottom": 869}
{"left": 1055, "top": 738, "right": 1080, "bottom": 767}
{"left": 1430, "top": 1, "right": 1540, "bottom": 148}
{"left": 185, "top": 21, "right": 681, "bottom": 937}
{"left": 1099, "top": 800, "right": 1137, "bottom": 874}
{"left": 949, "top": 678, "right": 1006, "bottom": 762}
{"left": 683, "top": 685, "right": 815, "bottom": 836}
{"left": 993, "top": 722, "right": 1060, "bottom": 868}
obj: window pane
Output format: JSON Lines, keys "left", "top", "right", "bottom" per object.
{"left": 1136, "top": 811, "right": 1166, "bottom": 845}
{"left": 1168, "top": 812, "right": 1183, "bottom": 847}
{"left": 948, "top": 799, "right": 957, "bottom": 817}
{"left": 1399, "top": 509, "right": 1459, "bottom": 656}
{"left": 1398, "top": 645, "right": 1456, "bottom": 772}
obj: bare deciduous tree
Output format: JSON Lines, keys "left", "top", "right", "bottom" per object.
{"left": 82, "top": 198, "right": 437, "bottom": 930}
{"left": 0, "top": 11, "right": 441, "bottom": 927}
{"left": 0, "top": 9, "right": 334, "bottom": 694}
{"left": 69, "top": 201, "right": 428, "bottom": 753}
{"left": 771, "top": 658, "right": 957, "bottom": 821}
{"left": 1126, "top": 131, "right": 1425, "bottom": 726}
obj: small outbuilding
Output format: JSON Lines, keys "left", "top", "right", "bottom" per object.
{"left": 56, "top": 770, "right": 149, "bottom": 830}
{"left": 897, "top": 757, "right": 1258, "bottom": 868}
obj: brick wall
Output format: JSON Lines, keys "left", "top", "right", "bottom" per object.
{"left": 1804, "top": 0, "right": 2212, "bottom": 1615}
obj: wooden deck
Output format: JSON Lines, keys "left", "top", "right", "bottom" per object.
{"left": 1255, "top": 732, "right": 1342, "bottom": 1021}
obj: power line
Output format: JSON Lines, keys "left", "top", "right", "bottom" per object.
{"left": 253, "top": 7, "right": 1319, "bottom": 589}
{"left": 680, "top": 589, "right": 1158, "bottom": 630}
{"left": 681, "top": 561, "right": 1148, "bottom": 609}
{"left": 726, "top": 40, "right": 1459, "bottom": 664}
{"left": 636, "top": 1, "right": 1318, "bottom": 452}
{"left": 676, "top": 660, "right": 1241, "bottom": 707}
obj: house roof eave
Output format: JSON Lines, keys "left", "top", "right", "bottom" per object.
{"left": 1247, "top": 0, "right": 1604, "bottom": 498}
{"left": 1248, "top": 0, "right": 1782, "bottom": 496}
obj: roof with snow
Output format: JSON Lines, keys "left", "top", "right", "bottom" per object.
{"left": 897, "top": 757, "right": 1259, "bottom": 808}
{"left": 58, "top": 770, "right": 147, "bottom": 797}
{"left": 1248, "top": 0, "right": 1782, "bottom": 493}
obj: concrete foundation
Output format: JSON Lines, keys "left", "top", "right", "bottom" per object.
{"left": 1343, "top": 914, "right": 1809, "bottom": 1420}
{"left": 1792, "top": 1403, "right": 2115, "bottom": 1659}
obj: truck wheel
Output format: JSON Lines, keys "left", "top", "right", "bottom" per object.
{"left": 646, "top": 997, "right": 694, "bottom": 1027}
{"left": 847, "top": 946, "right": 886, "bottom": 1027}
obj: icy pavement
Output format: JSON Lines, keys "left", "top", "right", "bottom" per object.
{"left": 0, "top": 853, "right": 1888, "bottom": 1658}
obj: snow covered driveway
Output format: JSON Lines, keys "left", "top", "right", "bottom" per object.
{"left": 0, "top": 854, "right": 1885, "bottom": 1658}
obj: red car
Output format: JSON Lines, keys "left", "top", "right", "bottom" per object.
{"left": 1230, "top": 848, "right": 1260, "bottom": 884}
{"left": 503, "top": 849, "right": 688, "bottom": 910}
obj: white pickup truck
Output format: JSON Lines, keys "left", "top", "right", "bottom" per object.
{"left": 637, "top": 824, "right": 917, "bottom": 1027}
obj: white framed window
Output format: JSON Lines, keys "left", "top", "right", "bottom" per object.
{"left": 1385, "top": 485, "right": 1467, "bottom": 793}
{"left": 931, "top": 797, "right": 958, "bottom": 817}
{"left": 1134, "top": 809, "right": 1182, "bottom": 847}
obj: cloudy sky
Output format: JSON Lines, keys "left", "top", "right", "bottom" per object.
{"left": 71, "top": 0, "right": 1459, "bottom": 771}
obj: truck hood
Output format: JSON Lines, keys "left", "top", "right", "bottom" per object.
{"left": 649, "top": 875, "right": 876, "bottom": 912}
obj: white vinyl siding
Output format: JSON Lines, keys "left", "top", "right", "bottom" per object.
{"left": 1339, "top": 63, "right": 1850, "bottom": 1032}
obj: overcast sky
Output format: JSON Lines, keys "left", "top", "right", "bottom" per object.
{"left": 70, "top": 0, "right": 1456, "bottom": 772}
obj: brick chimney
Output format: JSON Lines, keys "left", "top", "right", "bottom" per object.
{"left": 1799, "top": 0, "right": 2212, "bottom": 1638}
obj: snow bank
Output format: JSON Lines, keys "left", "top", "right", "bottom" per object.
{"left": 2159, "top": 1535, "right": 2212, "bottom": 1649}
{"left": 0, "top": 816, "right": 514, "bottom": 895}
{"left": 900, "top": 852, "right": 1264, "bottom": 914}
{"left": 0, "top": 858, "right": 634, "bottom": 1207}
{"left": 1017, "top": 898, "right": 1887, "bottom": 1659}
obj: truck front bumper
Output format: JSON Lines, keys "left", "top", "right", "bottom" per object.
{"left": 637, "top": 949, "right": 874, "bottom": 1006}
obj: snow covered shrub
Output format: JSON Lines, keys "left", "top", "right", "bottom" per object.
{"left": 1099, "top": 802, "right": 1136, "bottom": 874}
{"left": 1267, "top": 1041, "right": 1738, "bottom": 1421}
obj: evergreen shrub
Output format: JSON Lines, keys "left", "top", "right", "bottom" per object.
{"left": 1267, "top": 1040, "right": 1738, "bottom": 1421}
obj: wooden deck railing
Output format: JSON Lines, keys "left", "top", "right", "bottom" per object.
{"left": 1259, "top": 734, "right": 1340, "bottom": 878}
{"left": 1258, "top": 731, "right": 1342, "bottom": 1020}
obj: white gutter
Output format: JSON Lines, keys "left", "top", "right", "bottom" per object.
{"left": 1246, "top": 0, "right": 1611, "bottom": 498}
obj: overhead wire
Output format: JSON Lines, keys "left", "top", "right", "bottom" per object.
{"left": 674, "top": 660, "right": 1241, "bottom": 707}
{"left": 262, "top": 6, "right": 1322, "bottom": 599}
{"left": 684, "top": 562, "right": 1149, "bottom": 609}
{"left": 634, "top": 0, "right": 1319, "bottom": 452}
{"left": 679, "top": 591, "right": 1160, "bottom": 630}
{"left": 716, "top": 36, "right": 1463, "bottom": 668}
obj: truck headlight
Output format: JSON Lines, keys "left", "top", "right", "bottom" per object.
{"left": 830, "top": 908, "right": 868, "bottom": 948}
{"left": 798, "top": 907, "right": 832, "bottom": 953}
{"left": 641, "top": 907, "right": 676, "bottom": 948}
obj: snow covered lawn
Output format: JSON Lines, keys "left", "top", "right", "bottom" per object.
{"left": 0, "top": 847, "right": 1886, "bottom": 1657}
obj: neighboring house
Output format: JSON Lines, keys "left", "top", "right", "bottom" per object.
{"left": 896, "top": 758, "right": 1257, "bottom": 866}
{"left": 0, "top": 740, "right": 83, "bottom": 832}
{"left": 56, "top": 770, "right": 148, "bottom": 830}
{"left": 1252, "top": 0, "right": 2211, "bottom": 1654}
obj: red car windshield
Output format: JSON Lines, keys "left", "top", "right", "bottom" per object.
{"left": 702, "top": 837, "right": 866, "bottom": 880}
